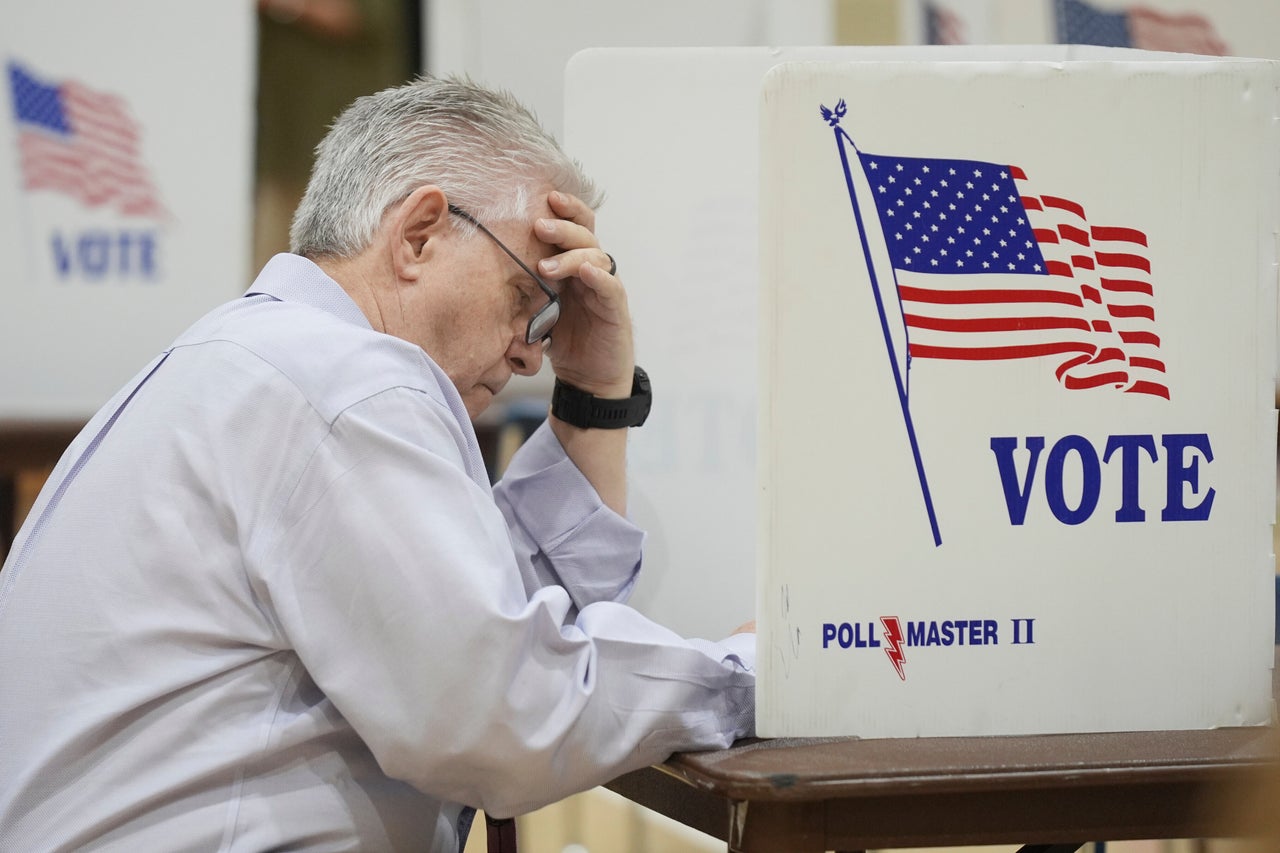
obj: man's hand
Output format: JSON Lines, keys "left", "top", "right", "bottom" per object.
{"left": 535, "top": 191, "right": 634, "bottom": 399}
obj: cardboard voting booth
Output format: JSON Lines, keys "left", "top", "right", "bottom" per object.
{"left": 759, "top": 53, "right": 1277, "bottom": 737}
{"left": 1, "top": 3, "right": 254, "bottom": 420}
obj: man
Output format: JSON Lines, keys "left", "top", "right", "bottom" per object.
{"left": 0, "top": 77, "right": 754, "bottom": 851}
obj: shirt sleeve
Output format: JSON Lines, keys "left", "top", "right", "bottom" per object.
{"left": 251, "top": 389, "right": 755, "bottom": 818}
{"left": 493, "top": 420, "right": 642, "bottom": 612}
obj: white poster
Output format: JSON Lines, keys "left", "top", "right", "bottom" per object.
{"left": 758, "top": 52, "right": 1277, "bottom": 737}
{"left": 1, "top": 2, "right": 254, "bottom": 419}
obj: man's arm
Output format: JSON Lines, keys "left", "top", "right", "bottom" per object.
{"left": 254, "top": 392, "right": 753, "bottom": 819}
{"left": 534, "top": 191, "right": 635, "bottom": 516}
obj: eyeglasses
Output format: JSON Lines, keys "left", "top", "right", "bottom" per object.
{"left": 448, "top": 204, "right": 560, "bottom": 345}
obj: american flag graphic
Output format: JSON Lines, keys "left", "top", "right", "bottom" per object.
{"left": 856, "top": 149, "right": 1168, "bottom": 400}
{"left": 925, "top": 2, "right": 967, "bottom": 45}
{"left": 8, "top": 62, "right": 165, "bottom": 218}
{"left": 1054, "top": 0, "right": 1228, "bottom": 56}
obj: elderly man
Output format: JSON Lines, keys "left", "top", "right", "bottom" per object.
{"left": 0, "top": 77, "right": 754, "bottom": 851}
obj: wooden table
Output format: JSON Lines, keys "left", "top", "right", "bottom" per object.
{"left": 607, "top": 652, "right": 1278, "bottom": 852}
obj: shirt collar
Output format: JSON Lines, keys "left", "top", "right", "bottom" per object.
{"left": 245, "top": 253, "right": 373, "bottom": 331}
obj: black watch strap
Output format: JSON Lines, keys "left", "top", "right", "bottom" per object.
{"left": 551, "top": 366, "right": 651, "bottom": 429}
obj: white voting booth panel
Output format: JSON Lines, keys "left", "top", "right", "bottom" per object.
{"left": 759, "top": 54, "right": 1276, "bottom": 737}
{"left": 566, "top": 47, "right": 1276, "bottom": 738}
{"left": 1, "top": 3, "right": 255, "bottom": 420}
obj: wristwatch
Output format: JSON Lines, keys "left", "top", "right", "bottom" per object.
{"left": 551, "top": 366, "right": 651, "bottom": 429}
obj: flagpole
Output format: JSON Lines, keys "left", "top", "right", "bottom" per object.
{"left": 827, "top": 110, "right": 942, "bottom": 547}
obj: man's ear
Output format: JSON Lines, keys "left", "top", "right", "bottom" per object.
{"left": 388, "top": 185, "right": 449, "bottom": 281}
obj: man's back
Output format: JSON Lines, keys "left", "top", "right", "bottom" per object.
{"left": 0, "top": 264, "right": 471, "bottom": 850}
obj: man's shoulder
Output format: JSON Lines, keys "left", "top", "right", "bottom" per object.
{"left": 173, "top": 295, "right": 453, "bottom": 426}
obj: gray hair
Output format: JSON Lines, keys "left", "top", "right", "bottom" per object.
{"left": 290, "top": 75, "right": 602, "bottom": 258}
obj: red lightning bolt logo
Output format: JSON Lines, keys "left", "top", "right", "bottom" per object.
{"left": 880, "top": 616, "right": 906, "bottom": 680}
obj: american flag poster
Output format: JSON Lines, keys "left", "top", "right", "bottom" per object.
{"left": 0, "top": 2, "right": 254, "bottom": 420}
{"left": 756, "top": 56, "right": 1277, "bottom": 738}
{"left": 9, "top": 62, "right": 166, "bottom": 219}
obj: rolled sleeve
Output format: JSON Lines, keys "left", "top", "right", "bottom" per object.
{"left": 495, "top": 422, "right": 643, "bottom": 610}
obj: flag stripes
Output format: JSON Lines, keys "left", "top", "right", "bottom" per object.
{"left": 855, "top": 144, "right": 1168, "bottom": 400}
{"left": 9, "top": 62, "right": 164, "bottom": 219}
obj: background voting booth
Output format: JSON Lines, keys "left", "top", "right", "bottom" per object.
{"left": 0, "top": 3, "right": 254, "bottom": 421}
{"left": 567, "top": 47, "right": 1277, "bottom": 739}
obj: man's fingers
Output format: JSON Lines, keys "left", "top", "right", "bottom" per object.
{"left": 547, "top": 190, "right": 595, "bottom": 232}
{"left": 535, "top": 216, "right": 598, "bottom": 252}
{"left": 538, "top": 248, "right": 616, "bottom": 281}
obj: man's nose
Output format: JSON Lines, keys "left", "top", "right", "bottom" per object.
{"left": 507, "top": 335, "right": 546, "bottom": 376}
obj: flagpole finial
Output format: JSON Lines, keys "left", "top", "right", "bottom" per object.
{"left": 820, "top": 98, "right": 847, "bottom": 127}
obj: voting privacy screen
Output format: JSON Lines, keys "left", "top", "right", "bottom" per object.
{"left": 756, "top": 54, "right": 1277, "bottom": 738}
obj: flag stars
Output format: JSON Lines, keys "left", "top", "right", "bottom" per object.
{"left": 974, "top": 169, "right": 983, "bottom": 177}
{"left": 896, "top": 163, "right": 905, "bottom": 171}
{"left": 931, "top": 259, "right": 939, "bottom": 266}
{"left": 983, "top": 261, "right": 990, "bottom": 268}
{"left": 966, "top": 181, "right": 974, "bottom": 189}
{"left": 878, "top": 185, "right": 887, "bottom": 193}
{"left": 888, "top": 176, "right": 896, "bottom": 184}
{"left": 922, "top": 165, "right": 930, "bottom": 173}
{"left": 946, "top": 236, "right": 955, "bottom": 244}
{"left": 869, "top": 161, "right": 879, "bottom": 169}
{"left": 914, "top": 177, "right": 922, "bottom": 185}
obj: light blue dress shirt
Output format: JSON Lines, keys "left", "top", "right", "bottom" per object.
{"left": 0, "top": 254, "right": 755, "bottom": 852}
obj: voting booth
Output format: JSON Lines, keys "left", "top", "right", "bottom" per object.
{"left": 566, "top": 47, "right": 1277, "bottom": 739}
{"left": 1, "top": 3, "right": 255, "bottom": 420}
